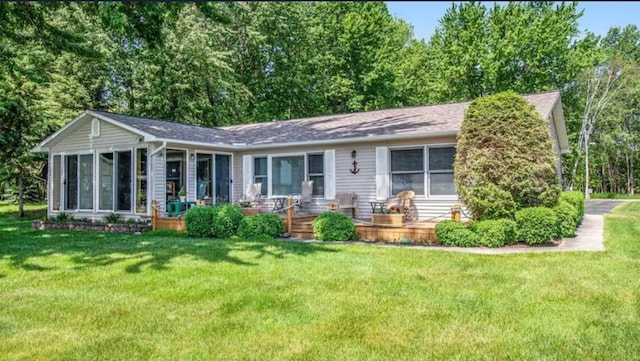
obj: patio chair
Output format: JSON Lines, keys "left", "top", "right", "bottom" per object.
{"left": 333, "top": 192, "right": 358, "bottom": 218}
{"left": 386, "top": 190, "right": 416, "bottom": 221}
{"left": 240, "top": 182, "right": 263, "bottom": 207}
{"left": 297, "top": 180, "right": 314, "bottom": 210}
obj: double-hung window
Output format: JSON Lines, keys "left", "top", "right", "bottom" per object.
{"left": 428, "top": 147, "right": 456, "bottom": 196}
{"left": 389, "top": 146, "right": 456, "bottom": 197}
{"left": 307, "top": 153, "right": 324, "bottom": 196}
{"left": 253, "top": 157, "right": 268, "bottom": 196}
{"left": 390, "top": 148, "right": 425, "bottom": 195}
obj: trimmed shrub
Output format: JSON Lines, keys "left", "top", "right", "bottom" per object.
{"left": 237, "top": 214, "right": 285, "bottom": 239}
{"left": 184, "top": 206, "right": 216, "bottom": 237}
{"left": 515, "top": 207, "right": 557, "bottom": 245}
{"left": 499, "top": 219, "right": 518, "bottom": 245}
{"left": 449, "top": 228, "right": 482, "bottom": 247}
{"left": 554, "top": 201, "right": 578, "bottom": 238}
{"left": 211, "top": 204, "right": 245, "bottom": 238}
{"left": 463, "top": 183, "right": 518, "bottom": 220}
{"left": 435, "top": 220, "right": 465, "bottom": 245}
{"left": 455, "top": 91, "right": 561, "bottom": 220}
{"left": 474, "top": 220, "right": 509, "bottom": 248}
{"left": 312, "top": 212, "right": 356, "bottom": 241}
{"left": 559, "top": 191, "right": 585, "bottom": 223}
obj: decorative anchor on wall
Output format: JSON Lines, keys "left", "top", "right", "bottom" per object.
{"left": 350, "top": 160, "right": 360, "bottom": 174}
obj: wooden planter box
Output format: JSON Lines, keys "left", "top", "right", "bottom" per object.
{"left": 371, "top": 213, "right": 405, "bottom": 226}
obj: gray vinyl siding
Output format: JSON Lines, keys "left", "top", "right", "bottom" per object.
{"left": 234, "top": 135, "right": 467, "bottom": 221}
{"left": 49, "top": 119, "right": 140, "bottom": 153}
{"left": 151, "top": 144, "right": 166, "bottom": 213}
{"left": 548, "top": 114, "right": 563, "bottom": 182}
{"left": 47, "top": 119, "right": 148, "bottom": 220}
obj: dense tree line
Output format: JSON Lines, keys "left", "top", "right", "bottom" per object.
{"left": 1, "top": 1, "right": 639, "bottom": 214}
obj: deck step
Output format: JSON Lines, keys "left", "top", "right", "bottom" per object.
{"left": 290, "top": 229, "right": 314, "bottom": 238}
{"left": 290, "top": 221, "right": 313, "bottom": 231}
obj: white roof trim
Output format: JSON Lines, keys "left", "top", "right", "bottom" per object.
{"left": 31, "top": 111, "right": 156, "bottom": 153}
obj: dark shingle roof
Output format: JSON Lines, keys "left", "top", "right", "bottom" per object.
{"left": 90, "top": 110, "right": 239, "bottom": 145}
{"left": 91, "top": 91, "right": 560, "bottom": 147}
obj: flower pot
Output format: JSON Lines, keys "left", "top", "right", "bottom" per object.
{"left": 179, "top": 196, "right": 186, "bottom": 202}
{"left": 371, "top": 213, "right": 405, "bottom": 226}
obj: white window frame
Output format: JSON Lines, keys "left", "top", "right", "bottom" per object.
{"left": 254, "top": 151, "right": 326, "bottom": 198}
{"left": 61, "top": 150, "right": 95, "bottom": 212}
{"left": 388, "top": 143, "right": 457, "bottom": 199}
{"left": 252, "top": 155, "right": 268, "bottom": 197}
{"left": 134, "top": 146, "right": 150, "bottom": 215}
{"left": 307, "top": 153, "right": 325, "bottom": 198}
{"left": 193, "top": 149, "right": 234, "bottom": 204}
{"left": 426, "top": 145, "right": 457, "bottom": 199}
{"left": 97, "top": 146, "right": 135, "bottom": 214}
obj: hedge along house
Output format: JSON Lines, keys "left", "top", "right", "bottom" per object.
{"left": 32, "top": 90, "right": 568, "bottom": 222}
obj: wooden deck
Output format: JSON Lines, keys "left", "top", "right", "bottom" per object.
{"left": 150, "top": 200, "right": 443, "bottom": 244}
{"left": 290, "top": 216, "right": 438, "bottom": 244}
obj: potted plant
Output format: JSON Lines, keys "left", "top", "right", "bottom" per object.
{"left": 178, "top": 186, "right": 186, "bottom": 202}
{"left": 371, "top": 205, "right": 405, "bottom": 226}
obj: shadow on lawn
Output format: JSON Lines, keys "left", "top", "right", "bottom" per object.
{"left": 0, "top": 219, "right": 338, "bottom": 273}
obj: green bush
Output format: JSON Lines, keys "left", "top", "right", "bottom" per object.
{"left": 184, "top": 206, "right": 216, "bottom": 237}
{"left": 474, "top": 219, "right": 512, "bottom": 248}
{"left": 463, "top": 183, "right": 518, "bottom": 220}
{"left": 211, "top": 204, "right": 245, "bottom": 238}
{"left": 312, "top": 212, "right": 356, "bottom": 241}
{"left": 237, "top": 214, "right": 285, "bottom": 239}
{"left": 455, "top": 91, "right": 561, "bottom": 220}
{"left": 559, "top": 191, "right": 585, "bottom": 223}
{"left": 449, "top": 228, "right": 482, "bottom": 247}
{"left": 435, "top": 220, "right": 465, "bottom": 245}
{"left": 515, "top": 207, "right": 557, "bottom": 245}
{"left": 554, "top": 201, "right": 578, "bottom": 238}
{"left": 498, "top": 219, "right": 518, "bottom": 245}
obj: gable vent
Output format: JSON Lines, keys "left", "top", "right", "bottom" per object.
{"left": 90, "top": 118, "right": 100, "bottom": 137}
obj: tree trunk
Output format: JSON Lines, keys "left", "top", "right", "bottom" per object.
{"left": 629, "top": 151, "right": 635, "bottom": 195}
{"left": 18, "top": 172, "right": 24, "bottom": 218}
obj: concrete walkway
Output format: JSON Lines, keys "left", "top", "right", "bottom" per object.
{"left": 287, "top": 200, "right": 626, "bottom": 254}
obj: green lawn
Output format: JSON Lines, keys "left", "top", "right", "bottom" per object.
{"left": 1, "top": 203, "right": 639, "bottom": 360}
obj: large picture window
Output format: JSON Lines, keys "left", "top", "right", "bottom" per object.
{"left": 307, "top": 154, "right": 324, "bottom": 196}
{"left": 99, "top": 153, "right": 114, "bottom": 210}
{"left": 64, "top": 155, "right": 78, "bottom": 209}
{"left": 389, "top": 146, "right": 456, "bottom": 197}
{"left": 272, "top": 156, "right": 305, "bottom": 196}
{"left": 78, "top": 154, "right": 94, "bottom": 209}
{"left": 63, "top": 154, "right": 93, "bottom": 210}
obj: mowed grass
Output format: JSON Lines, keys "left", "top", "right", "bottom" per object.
{"left": 1, "top": 203, "right": 639, "bottom": 360}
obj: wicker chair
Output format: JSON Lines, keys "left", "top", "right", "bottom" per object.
{"left": 332, "top": 192, "right": 358, "bottom": 218}
{"left": 387, "top": 190, "right": 416, "bottom": 221}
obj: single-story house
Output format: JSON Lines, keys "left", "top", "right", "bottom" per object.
{"left": 32, "top": 90, "right": 568, "bottom": 221}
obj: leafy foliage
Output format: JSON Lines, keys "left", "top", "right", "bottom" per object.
{"left": 473, "top": 219, "right": 518, "bottom": 248}
{"left": 435, "top": 220, "right": 481, "bottom": 247}
{"left": 312, "top": 212, "right": 356, "bottom": 242}
{"left": 555, "top": 201, "right": 579, "bottom": 238}
{"left": 184, "top": 206, "right": 215, "bottom": 238}
{"left": 104, "top": 213, "right": 124, "bottom": 224}
{"left": 515, "top": 207, "right": 558, "bottom": 245}
{"left": 455, "top": 91, "right": 560, "bottom": 220}
{"left": 237, "top": 214, "right": 285, "bottom": 239}
{"left": 211, "top": 204, "right": 244, "bottom": 238}
{"left": 559, "top": 191, "right": 585, "bottom": 224}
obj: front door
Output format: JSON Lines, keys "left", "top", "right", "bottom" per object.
{"left": 215, "top": 154, "right": 231, "bottom": 204}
